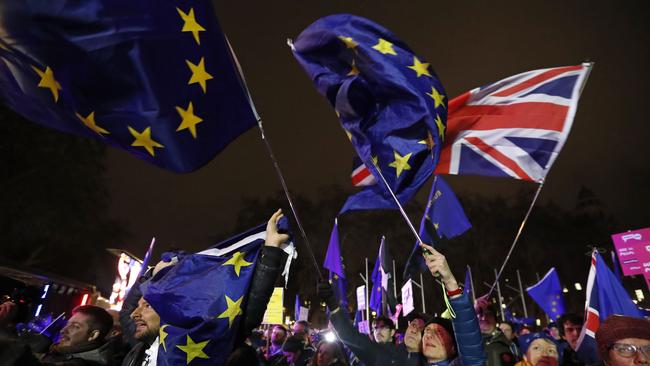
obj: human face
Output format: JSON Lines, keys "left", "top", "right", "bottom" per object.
{"left": 373, "top": 320, "right": 395, "bottom": 343}
{"left": 499, "top": 323, "right": 514, "bottom": 340}
{"left": 316, "top": 342, "right": 337, "bottom": 366}
{"left": 562, "top": 321, "right": 582, "bottom": 350}
{"left": 422, "top": 323, "right": 455, "bottom": 362}
{"left": 404, "top": 319, "right": 425, "bottom": 352}
{"left": 525, "top": 338, "right": 558, "bottom": 366}
{"left": 271, "top": 327, "right": 287, "bottom": 345}
{"left": 549, "top": 326, "right": 561, "bottom": 340}
{"left": 283, "top": 350, "right": 300, "bottom": 363}
{"left": 58, "top": 312, "right": 96, "bottom": 348}
{"left": 130, "top": 297, "right": 161, "bottom": 342}
{"left": 606, "top": 338, "right": 650, "bottom": 366}
{"left": 293, "top": 323, "right": 309, "bottom": 341}
{"left": 478, "top": 311, "right": 497, "bottom": 334}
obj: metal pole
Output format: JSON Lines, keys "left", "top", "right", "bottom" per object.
{"left": 419, "top": 272, "right": 426, "bottom": 314}
{"left": 392, "top": 260, "right": 398, "bottom": 300}
{"left": 467, "top": 265, "right": 476, "bottom": 304}
{"left": 365, "top": 257, "right": 370, "bottom": 324}
{"left": 494, "top": 269, "right": 505, "bottom": 322}
{"left": 517, "top": 269, "right": 529, "bottom": 318}
{"left": 488, "top": 182, "right": 545, "bottom": 296}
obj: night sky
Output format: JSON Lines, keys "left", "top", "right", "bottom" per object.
{"left": 105, "top": 1, "right": 650, "bottom": 259}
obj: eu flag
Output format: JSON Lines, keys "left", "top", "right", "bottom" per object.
{"left": 141, "top": 223, "right": 268, "bottom": 365}
{"left": 369, "top": 237, "right": 395, "bottom": 316}
{"left": 291, "top": 14, "right": 447, "bottom": 212}
{"left": 323, "top": 219, "right": 349, "bottom": 308}
{"left": 526, "top": 268, "right": 566, "bottom": 321}
{"left": 0, "top": 0, "right": 256, "bottom": 173}
{"left": 403, "top": 175, "right": 471, "bottom": 278}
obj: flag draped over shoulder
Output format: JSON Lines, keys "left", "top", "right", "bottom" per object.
{"left": 0, "top": 0, "right": 256, "bottom": 173}
{"left": 291, "top": 14, "right": 447, "bottom": 213}
{"left": 435, "top": 64, "right": 591, "bottom": 182}
{"left": 525, "top": 267, "right": 566, "bottom": 321}
{"left": 576, "top": 251, "right": 641, "bottom": 361}
{"left": 323, "top": 220, "right": 348, "bottom": 308}
{"left": 141, "top": 223, "right": 268, "bottom": 366}
{"left": 369, "top": 237, "right": 395, "bottom": 315}
{"left": 403, "top": 175, "right": 471, "bottom": 278}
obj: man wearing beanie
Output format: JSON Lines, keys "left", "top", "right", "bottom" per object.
{"left": 595, "top": 315, "right": 650, "bottom": 365}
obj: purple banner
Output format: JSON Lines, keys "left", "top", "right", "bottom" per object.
{"left": 612, "top": 228, "right": 650, "bottom": 276}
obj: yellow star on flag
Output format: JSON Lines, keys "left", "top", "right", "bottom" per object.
{"left": 128, "top": 126, "right": 164, "bottom": 156}
{"left": 176, "top": 7, "right": 205, "bottom": 45}
{"left": 159, "top": 325, "right": 169, "bottom": 352}
{"left": 371, "top": 155, "right": 379, "bottom": 167}
{"left": 31, "top": 65, "right": 62, "bottom": 102}
{"left": 185, "top": 57, "right": 213, "bottom": 93}
{"left": 388, "top": 151, "right": 412, "bottom": 177}
{"left": 418, "top": 131, "right": 435, "bottom": 150}
{"left": 347, "top": 59, "right": 360, "bottom": 76}
{"left": 426, "top": 86, "right": 446, "bottom": 109}
{"left": 222, "top": 252, "right": 253, "bottom": 276}
{"left": 338, "top": 36, "right": 359, "bottom": 49}
{"left": 76, "top": 111, "right": 109, "bottom": 136}
{"left": 433, "top": 223, "right": 440, "bottom": 231}
{"left": 176, "top": 335, "right": 210, "bottom": 364}
{"left": 217, "top": 295, "right": 243, "bottom": 328}
{"left": 408, "top": 57, "right": 431, "bottom": 78}
{"left": 175, "top": 102, "right": 203, "bottom": 139}
{"left": 435, "top": 115, "right": 445, "bottom": 140}
{"left": 372, "top": 38, "right": 397, "bottom": 56}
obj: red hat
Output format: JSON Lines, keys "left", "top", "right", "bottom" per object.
{"left": 595, "top": 315, "right": 650, "bottom": 357}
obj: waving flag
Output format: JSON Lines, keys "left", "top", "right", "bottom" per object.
{"left": 291, "top": 14, "right": 446, "bottom": 212}
{"left": 141, "top": 222, "right": 276, "bottom": 366}
{"left": 576, "top": 250, "right": 641, "bottom": 362}
{"left": 351, "top": 156, "right": 377, "bottom": 187}
{"left": 323, "top": 219, "right": 349, "bottom": 308}
{"left": 435, "top": 64, "right": 592, "bottom": 182}
{"left": 526, "top": 268, "right": 566, "bottom": 321}
{"left": 0, "top": 0, "right": 256, "bottom": 173}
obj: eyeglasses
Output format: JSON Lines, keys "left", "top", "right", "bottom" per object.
{"left": 609, "top": 343, "right": 650, "bottom": 358}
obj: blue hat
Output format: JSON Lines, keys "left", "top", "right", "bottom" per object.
{"left": 518, "top": 332, "right": 563, "bottom": 361}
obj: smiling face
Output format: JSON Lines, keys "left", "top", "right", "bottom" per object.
{"left": 422, "top": 323, "right": 455, "bottom": 362}
{"left": 130, "top": 297, "right": 160, "bottom": 342}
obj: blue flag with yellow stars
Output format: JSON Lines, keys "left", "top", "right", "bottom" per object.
{"left": 403, "top": 175, "right": 471, "bottom": 278}
{"left": 526, "top": 267, "right": 566, "bottom": 321}
{"left": 291, "top": 14, "right": 447, "bottom": 213}
{"left": 369, "top": 236, "right": 395, "bottom": 316}
{"left": 0, "top": 0, "right": 256, "bottom": 173}
{"left": 323, "top": 219, "right": 348, "bottom": 308}
{"left": 141, "top": 223, "right": 269, "bottom": 365}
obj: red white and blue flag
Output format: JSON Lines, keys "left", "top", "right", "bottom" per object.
{"left": 351, "top": 156, "right": 376, "bottom": 187}
{"left": 434, "top": 64, "right": 592, "bottom": 182}
{"left": 575, "top": 250, "right": 641, "bottom": 362}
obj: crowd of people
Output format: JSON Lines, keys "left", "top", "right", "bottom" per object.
{"left": 1, "top": 211, "right": 650, "bottom": 365}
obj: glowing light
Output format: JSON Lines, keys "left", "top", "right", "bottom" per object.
{"left": 574, "top": 283, "right": 582, "bottom": 291}
{"left": 563, "top": 287, "right": 569, "bottom": 293}
{"left": 536, "top": 318, "right": 541, "bottom": 326}
{"left": 35, "top": 304, "right": 43, "bottom": 317}
{"left": 323, "top": 331, "right": 337, "bottom": 343}
{"left": 81, "top": 293, "right": 89, "bottom": 306}
{"left": 41, "top": 284, "right": 50, "bottom": 299}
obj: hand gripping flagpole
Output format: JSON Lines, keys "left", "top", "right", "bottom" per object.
{"left": 226, "top": 37, "right": 323, "bottom": 279}
{"left": 487, "top": 62, "right": 594, "bottom": 297}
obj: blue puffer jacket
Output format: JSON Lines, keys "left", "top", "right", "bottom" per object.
{"left": 429, "top": 292, "right": 486, "bottom": 366}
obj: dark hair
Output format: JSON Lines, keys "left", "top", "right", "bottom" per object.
{"left": 295, "top": 320, "right": 310, "bottom": 331}
{"left": 310, "top": 341, "right": 349, "bottom": 366}
{"left": 226, "top": 344, "right": 259, "bottom": 366}
{"left": 372, "top": 316, "right": 396, "bottom": 330}
{"left": 425, "top": 318, "right": 457, "bottom": 355}
{"left": 273, "top": 324, "right": 288, "bottom": 333}
{"left": 499, "top": 320, "right": 515, "bottom": 330}
{"left": 557, "top": 313, "right": 583, "bottom": 336}
{"left": 406, "top": 312, "right": 431, "bottom": 324}
{"left": 72, "top": 305, "right": 113, "bottom": 340}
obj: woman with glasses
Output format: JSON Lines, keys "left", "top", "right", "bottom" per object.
{"left": 595, "top": 315, "right": 650, "bottom": 366}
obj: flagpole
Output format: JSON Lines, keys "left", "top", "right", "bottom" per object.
{"left": 494, "top": 269, "right": 505, "bottom": 322}
{"left": 419, "top": 272, "right": 426, "bottom": 314}
{"left": 467, "top": 265, "right": 476, "bottom": 304}
{"left": 392, "top": 260, "right": 398, "bottom": 300}
{"left": 517, "top": 269, "right": 529, "bottom": 318}
{"left": 226, "top": 36, "right": 323, "bottom": 279}
{"left": 365, "top": 257, "right": 370, "bottom": 324}
{"left": 487, "top": 181, "right": 545, "bottom": 296}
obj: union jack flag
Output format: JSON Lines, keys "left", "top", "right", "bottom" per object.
{"left": 434, "top": 64, "right": 592, "bottom": 182}
{"left": 351, "top": 156, "right": 376, "bottom": 187}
